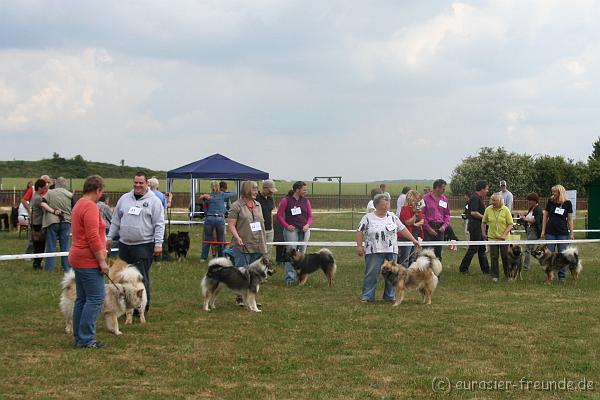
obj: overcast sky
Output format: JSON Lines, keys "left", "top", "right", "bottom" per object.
{"left": 1, "top": 1, "right": 599, "bottom": 181}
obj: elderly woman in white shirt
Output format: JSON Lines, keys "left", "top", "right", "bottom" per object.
{"left": 356, "top": 194, "right": 420, "bottom": 303}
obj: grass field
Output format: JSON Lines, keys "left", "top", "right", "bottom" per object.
{"left": 0, "top": 213, "right": 598, "bottom": 399}
{"left": 1, "top": 177, "right": 431, "bottom": 196}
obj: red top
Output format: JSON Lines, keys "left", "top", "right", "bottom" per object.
{"left": 68, "top": 198, "right": 106, "bottom": 269}
{"left": 399, "top": 205, "right": 424, "bottom": 238}
{"left": 23, "top": 186, "right": 33, "bottom": 202}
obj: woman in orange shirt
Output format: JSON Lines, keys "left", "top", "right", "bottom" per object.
{"left": 68, "top": 175, "right": 108, "bottom": 349}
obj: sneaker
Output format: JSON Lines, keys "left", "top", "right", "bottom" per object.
{"left": 460, "top": 270, "right": 470, "bottom": 275}
{"left": 492, "top": 277, "right": 499, "bottom": 283}
{"left": 361, "top": 299, "right": 373, "bottom": 303}
{"left": 200, "top": 258, "right": 207, "bottom": 262}
{"left": 81, "top": 341, "right": 106, "bottom": 349}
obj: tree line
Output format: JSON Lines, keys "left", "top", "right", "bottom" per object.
{"left": 0, "top": 153, "right": 165, "bottom": 180}
{"left": 450, "top": 138, "right": 600, "bottom": 197}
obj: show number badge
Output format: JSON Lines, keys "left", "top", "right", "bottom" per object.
{"left": 555, "top": 207, "right": 565, "bottom": 215}
{"left": 128, "top": 206, "right": 142, "bottom": 215}
{"left": 438, "top": 200, "right": 448, "bottom": 209}
{"left": 250, "top": 222, "right": 262, "bottom": 232}
{"left": 291, "top": 206, "right": 302, "bottom": 216}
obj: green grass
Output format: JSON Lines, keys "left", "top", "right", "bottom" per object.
{"left": 0, "top": 214, "right": 599, "bottom": 399}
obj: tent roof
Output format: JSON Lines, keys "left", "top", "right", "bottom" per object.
{"left": 166, "top": 153, "right": 269, "bottom": 180}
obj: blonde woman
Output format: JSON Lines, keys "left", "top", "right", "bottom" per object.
{"left": 540, "top": 184, "right": 574, "bottom": 282}
{"left": 398, "top": 190, "right": 424, "bottom": 266}
{"left": 482, "top": 193, "right": 513, "bottom": 282}
{"left": 227, "top": 181, "right": 267, "bottom": 268}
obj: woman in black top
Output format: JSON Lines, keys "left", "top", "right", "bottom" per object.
{"left": 540, "top": 184, "right": 574, "bottom": 281}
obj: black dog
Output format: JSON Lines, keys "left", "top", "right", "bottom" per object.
{"left": 167, "top": 231, "right": 190, "bottom": 262}
{"left": 284, "top": 248, "right": 337, "bottom": 287}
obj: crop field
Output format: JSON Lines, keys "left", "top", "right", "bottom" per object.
{"left": 0, "top": 212, "right": 598, "bottom": 399}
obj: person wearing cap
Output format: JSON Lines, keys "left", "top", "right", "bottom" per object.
{"left": 498, "top": 180, "right": 513, "bottom": 212}
{"left": 256, "top": 180, "right": 277, "bottom": 259}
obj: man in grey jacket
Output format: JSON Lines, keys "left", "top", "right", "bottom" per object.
{"left": 107, "top": 172, "right": 164, "bottom": 313}
{"left": 41, "top": 177, "right": 73, "bottom": 272}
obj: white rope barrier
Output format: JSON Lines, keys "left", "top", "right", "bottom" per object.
{"left": 311, "top": 227, "right": 356, "bottom": 232}
{"left": 270, "top": 239, "right": 600, "bottom": 247}
{"left": 2, "top": 239, "right": 598, "bottom": 262}
{"left": 0, "top": 248, "right": 119, "bottom": 262}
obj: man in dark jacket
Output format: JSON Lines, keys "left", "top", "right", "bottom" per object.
{"left": 459, "top": 180, "right": 490, "bottom": 274}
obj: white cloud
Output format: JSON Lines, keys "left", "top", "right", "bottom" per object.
{"left": 1, "top": 1, "right": 600, "bottom": 179}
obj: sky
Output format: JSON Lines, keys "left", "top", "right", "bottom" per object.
{"left": 1, "top": 0, "right": 599, "bottom": 181}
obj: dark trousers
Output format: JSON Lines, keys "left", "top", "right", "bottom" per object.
{"left": 118, "top": 241, "right": 154, "bottom": 312}
{"left": 424, "top": 223, "right": 445, "bottom": 261}
{"left": 459, "top": 226, "right": 489, "bottom": 273}
{"left": 31, "top": 225, "right": 46, "bottom": 269}
{"left": 0, "top": 213, "right": 9, "bottom": 231}
{"left": 201, "top": 217, "right": 225, "bottom": 259}
{"left": 489, "top": 244, "right": 509, "bottom": 279}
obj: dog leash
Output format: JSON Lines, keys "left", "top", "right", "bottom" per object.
{"left": 98, "top": 267, "right": 121, "bottom": 292}
{"left": 241, "top": 244, "right": 252, "bottom": 266}
{"left": 397, "top": 247, "right": 416, "bottom": 267}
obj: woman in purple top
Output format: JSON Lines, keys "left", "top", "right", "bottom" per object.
{"left": 277, "top": 181, "right": 313, "bottom": 285}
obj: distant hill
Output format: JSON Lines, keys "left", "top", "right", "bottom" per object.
{"left": 0, "top": 154, "right": 165, "bottom": 179}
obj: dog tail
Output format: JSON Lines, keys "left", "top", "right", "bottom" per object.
{"left": 59, "top": 270, "right": 76, "bottom": 321}
{"left": 562, "top": 246, "right": 579, "bottom": 264}
{"left": 60, "top": 269, "right": 75, "bottom": 291}
{"left": 206, "top": 257, "right": 234, "bottom": 278}
{"left": 319, "top": 248, "right": 337, "bottom": 274}
{"left": 117, "top": 266, "right": 144, "bottom": 284}
{"left": 562, "top": 246, "right": 583, "bottom": 273}
{"left": 415, "top": 249, "right": 443, "bottom": 276}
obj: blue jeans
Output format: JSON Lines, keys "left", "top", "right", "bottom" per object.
{"left": 73, "top": 268, "right": 105, "bottom": 347}
{"left": 283, "top": 228, "right": 310, "bottom": 283}
{"left": 362, "top": 253, "right": 397, "bottom": 301}
{"left": 231, "top": 246, "right": 262, "bottom": 268}
{"left": 397, "top": 242, "right": 415, "bottom": 267}
{"left": 44, "top": 222, "right": 71, "bottom": 272}
{"left": 201, "top": 216, "right": 225, "bottom": 259}
{"left": 118, "top": 241, "right": 154, "bottom": 312}
{"left": 546, "top": 234, "right": 568, "bottom": 280}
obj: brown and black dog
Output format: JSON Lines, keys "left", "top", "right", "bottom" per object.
{"left": 381, "top": 249, "right": 442, "bottom": 306}
{"left": 284, "top": 248, "right": 337, "bottom": 287}
{"left": 530, "top": 245, "right": 582, "bottom": 284}
{"left": 507, "top": 244, "right": 524, "bottom": 281}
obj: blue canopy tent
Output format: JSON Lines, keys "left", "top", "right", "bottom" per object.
{"left": 166, "top": 153, "right": 269, "bottom": 219}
